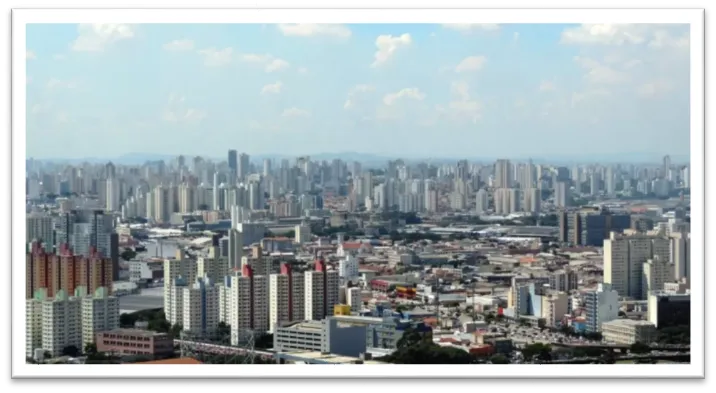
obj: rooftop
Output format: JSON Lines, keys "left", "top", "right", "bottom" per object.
{"left": 101, "top": 328, "right": 169, "bottom": 337}
{"left": 603, "top": 319, "right": 656, "bottom": 327}
{"left": 278, "top": 351, "right": 387, "bottom": 365}
{"left": 134, "top": 357, "right": 202, "bottom": 365}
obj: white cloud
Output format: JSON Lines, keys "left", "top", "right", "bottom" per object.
{"left": 163, "top": 39, "right": 195, "bottom": 51}
{"left": 297, "top": 67, "right": 309, "bottom": 74}
{"left": 455, "top": 56, "right": 487, "bottom": 73}
{"left": 198, "top": 47, "right": 234, "bottom": 67}
{"left": 513, "top": 32, "right": 520, "bottom": 43}
{"left": 281, "top": 107, "right": 311, "bottom": 118}
{"left": 71, "top": 24, "right": 134, "bottom": 52}
{"left": 278, "top": 24, "right": 351, "bottom": 39}
{"left": 53, "top": 54, "right": 66, "bottom": 61}
{"left": 163, "top": 108, "right": 207, "bottom": 123}
{"left": 571, "top": 88, "right": 611, "bottom": 107}
{"left": 561, "top": 24, "right": 689, "bottom": 50}
{"left": 241, "top": 53, "right": 291, "bottom": 72}
{"left": 371, "top": 34, "right": 412, "bottom": 68}
{"left": 266, "top": 58, "right": 290, "bottom": 73}
{"left": 261, "top": 81, "right": 283, "bottom": 95}
{"left": 163, "top": 93, "right": 206, "bottom": 123}
{"left": 574, "top": 56, "right": 629, "bottom": 85}
{"left": 637, "top": 80, "right": 673, "bottom": 97}
{"left": 344, "top": 84, "right": 376, "bottom": 109}
{"left": 383, "top": 88, "right": 426, "bottom": 106}
{"left": 539, "top": 80, "right": 556, "bottom": 91}
{"left": 26, "top": 50, "right": 36, "bottom": 60}
{"left": 46, "top": 78, "right": 77, "bottom": 89}
{"left": 442, "top": 24, "right": 500, "bottom": 33}
{"left": 442, "top": 81, "right": 482, "bottom": 123}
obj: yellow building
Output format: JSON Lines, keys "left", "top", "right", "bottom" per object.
{"left": 334, "top": 304, "right": 351, "bottom": 316}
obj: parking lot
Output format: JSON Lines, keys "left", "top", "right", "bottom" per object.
{"left": 491, "top": 320, "right": 602, "bottom": 346}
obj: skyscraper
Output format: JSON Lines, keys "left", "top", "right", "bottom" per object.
{"left": 228, "top": 150, "right": 238, "bottom": 177}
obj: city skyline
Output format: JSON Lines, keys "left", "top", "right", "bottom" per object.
{"left": 26, "top": 23, "right": 691, "bottom": 159}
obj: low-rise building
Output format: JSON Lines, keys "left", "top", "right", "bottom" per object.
{"left": 273, "top": 318, "right": 367, "bottom": 357}
{"left": 96, "top": 329, "right": 174, "bottom": 358}
{"left": 601, "top": 319, "right": 657, "bottom": 345}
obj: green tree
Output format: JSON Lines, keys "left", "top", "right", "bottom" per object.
{"left": 396, "top": 326, "right": 430, "bottom": 349}
{"left": 170, "top": 323, "right": 183, "bottom": 338}
{"left": 84, "top": 342, "right": 98, "bottom": 355}
{"left": 120, "top": 248, "right": 137, "bottom": 261}
{"left": 217, "top": 322, "right": 230, "bottom": 339}
{"left": 383, "top": 341, "right": 474, "bottom": 364}
{"left": 521, "top": 343, "right": 552, "bottom": 362}
{"left": 630, "top": 342, "right": 652, "bottom": 354}
{"left": 61, "top": 345, "right": 80, "bottom": 357}
{"left": 255, "top": 333, "right": 274, "bottom": 349}
{"left": 120, "top": 312, "right": 136, "bottom": 327}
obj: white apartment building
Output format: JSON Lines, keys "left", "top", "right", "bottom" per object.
{"left": 603, "top": 232, "right": 670, "bottom": 299}
{"left": 80, "top": 287, "right": 120, "bottom": 347}
{"left": 602, "top": 319, "right": 657, "bottom": 345}
{"left": 269, "top": 267, "right": 305, "bottom": 333}
{"left": 26, "top": 286, "right": 118, "bottom": 358}
{"left": 229, "top": 267, "right": 269, "bottom": 345}
{"left": 670, "top": 232, "right": 690, "bottom": 281}
{"left": 197, "top": 246, "right": 230, "bottom": 283}
{"left": 475, "top": 188, "right": 489, "bottom": 214}
{"left": 642, "top": 256, "right": 675, "bottom": 299}
{"left": 182, "top": 276, "right": 220, "bottom": 337}
{"left": 163, "top": 250, "right": 197, "bottom": 325}
{"left": 584, "top": 283, "right": 619, "bottom": 334}
{"left": 295, "top": 224, "right": 312, "bottom": 244}
{"left": 541, "top": 291, "right": 569, "bottom": 328}
{"left": 27, "top": 213, "right": 54, "bottom": 252}
{"left": 167, "top": 278, "right": 188, "bottom": 326}
{"left": 304, "top": 267, "right": 340, "bottom": 321}
{"left": 339, "top": 254, "right": 360, "bottom": 282}
{"left": 346, "top": 287, "right": 362, "bottom": 312}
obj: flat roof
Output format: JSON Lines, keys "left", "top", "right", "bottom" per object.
{"left": 102, "top": 328, "right": 168, "bottom": 337}
{"left": 134, "top": 357, "right": 202, "bottom": 364}
{"left": 603, "top": 319, "right": 655, "bottom": 327}
{"left": 278, "top": 351, "right": 387, "bottom": 365}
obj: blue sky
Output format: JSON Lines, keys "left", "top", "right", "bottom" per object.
{"left": 25, "top": 23, "right": 691, "bottom": 160}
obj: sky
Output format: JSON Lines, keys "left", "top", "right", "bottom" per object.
{"left": 25, "top": 23, "right": 691, "bottom": 161}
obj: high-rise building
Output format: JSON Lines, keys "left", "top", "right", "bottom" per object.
{"left": 522, "top": 188, "right": 541, "bottom": 214}
{"left": 558, "top": 208, "right": 631, "bottom": 246}
{"left": 304, "top": 259, "right": 340, "bottom": 321}
{"left": 197, "top": 246, "right": 230, "bottom": 283}
{"left": 239, "top": 153, "right": 250, "bottom": 181}
{"left": 228, "top": 150, "right": 238, "bottom": 177}
{"left": 229, "top": 265, "right": 269, "bottom": 345}
{"left": 295, "top": 224, "right": 312, "bottom": 245}
{"left": 269, "top": 263, "right": 306, "bottom": 333}
{"left": 555, "top": 181, "right": 568, "bottom": 208}
{"left": 642, "top": 256, "right": 675, "bottom": 299}
{"left": 182, "top": 275, "right": 220, "bottom": 337}
{"left": 27, "top": 212, "right": 54, "bottom": 252}
{"left": 670, "top": 232, "right": 690, "bottom": 281}
{"left": 163, "top": 250, "right": 196, "bottom": 325}
{"left": 494, "top": 159, "right": 512, "bottom": 189}
{"left": 26, "top": 286, "right": 119, "bottom": 357}
{"left": 475, "top": 188, "right": 489, "bottom": 214}
{"left": 603, "top": 232, "right": 670, "bottom": 299}
{"left": 178, "top": 183, "right": 197, "bottom": 213}
{"left": 584, "top": 283, "right": 619, "bottom": 334}
{"left": 26, "top": 242, "right": 113, "bottom": 300}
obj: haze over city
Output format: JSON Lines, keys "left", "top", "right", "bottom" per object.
{"left": 22, "top": 22, "right": 693, "bottom": 370}
{"left": 26, "top": 23, "right": 690, "bottom": 161}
